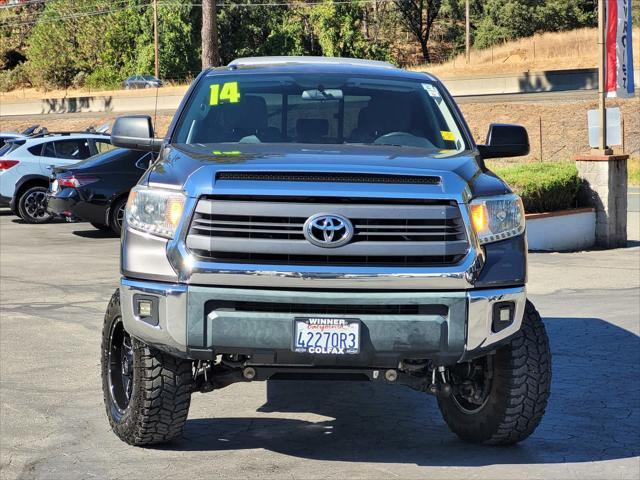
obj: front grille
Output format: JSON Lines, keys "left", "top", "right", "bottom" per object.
{"left": 190, "top": 214, "right": 463, "bottom": 242}
{"left": 206, "top": 300, "right": 448, "bottom": 316}
{"left": 217, "top": 172, "right": 441, "bottom": 185}
{"left": 187, "top": 198, "right": 470, "bottom": 267}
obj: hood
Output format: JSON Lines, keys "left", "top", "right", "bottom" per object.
{"left": 146, "top": 143, "right": 510, "bottom": 199}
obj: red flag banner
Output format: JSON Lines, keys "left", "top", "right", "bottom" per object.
{"left": 606, "top": 0, "right": 635, "bottom": 97}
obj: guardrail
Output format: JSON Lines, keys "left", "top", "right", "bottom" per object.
{"left": 1, "top": 68, "right": 638, "bottom": 117}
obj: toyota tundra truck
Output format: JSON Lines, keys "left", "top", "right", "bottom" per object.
{"left": 101, "top": 57, "right": 551, "bottom": 447}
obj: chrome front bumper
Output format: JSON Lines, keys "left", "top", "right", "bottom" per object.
{"left": 120, "top": 277, "right": 526, "bottom": 364}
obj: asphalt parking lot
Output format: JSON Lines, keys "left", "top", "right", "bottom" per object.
{"left": 1, "top": 209, "right": 639, "bottom": 480}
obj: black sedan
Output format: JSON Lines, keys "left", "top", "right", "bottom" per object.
{"left": 47, "top": 148, "right": 154, "bottom": 235}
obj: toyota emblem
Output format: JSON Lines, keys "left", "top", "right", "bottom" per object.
{"left": 303, "top": 213, "right": 354, "bottom": 248}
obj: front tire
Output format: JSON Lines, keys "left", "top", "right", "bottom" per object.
{"left": 438, "top": 300, "right": 551, "bottom": 445}
{"left": 18, "top": 186, "right": 53, "bottom": 223}
{"left": 101, "top": 290, "right": 193, "bottom": 446}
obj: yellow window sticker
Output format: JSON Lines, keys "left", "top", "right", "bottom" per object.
{"left": 210, "top": 81, "right": 241, "bottom": 106}
{"left": 212, "top": 150, "right": 242, "bottom": 155}
{"left": 441, "top": 131, "right": 456, "bottom": 141}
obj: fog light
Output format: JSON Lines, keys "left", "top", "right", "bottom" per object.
{"left": 133, "top": 294, "right": 159, "bottom": 326}
{"left": 138, "top": 300, "right": 152, "bottom": 317}
{"left": 492, "top": 301, "right": 515, "bottom": 332}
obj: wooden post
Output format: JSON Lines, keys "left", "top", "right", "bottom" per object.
{"left": 539, "top": 116, "right": 543, "bottom": 162}
{"left": 598, "top": 0, "right": 609, "bottom": 152}
{"left": 153, "top": 0, "right": 159, "bottom": 79}
{"left": 465, "top": 0, "right": 470, "bottom": 64}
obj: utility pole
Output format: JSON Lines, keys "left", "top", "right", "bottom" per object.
{"left": 597, "top": 0, "right": 608, "bottom": 152}
{"left": 465, "top": 0, "right": 470, "bottom": 63}
{"left": 202, "top": 0, "right": 220, "bottom": 69}
{"left": 153, "top": 0, "right": 159, "bottom": 79}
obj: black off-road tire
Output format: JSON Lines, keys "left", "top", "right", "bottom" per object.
{"left": 437, "top": 300, "right": 551, "bottom": 445}
{"left": 101, "top": 290, "right": 193, "bottom": 446}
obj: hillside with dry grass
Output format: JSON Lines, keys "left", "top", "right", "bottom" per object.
{"left": 417, "top": 28, "right": 640, "bottom": 77}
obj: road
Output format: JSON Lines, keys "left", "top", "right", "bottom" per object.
{"left": 0, "top": 207, "right": 639, "bottom": 480}
{"left": 455, "top": 89, "right": 600, "bottom": 104}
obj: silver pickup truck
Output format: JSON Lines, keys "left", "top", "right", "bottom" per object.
{"left": 101, "top": 57, "right": 551, "bottom": 447}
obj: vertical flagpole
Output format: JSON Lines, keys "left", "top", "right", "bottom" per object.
{"left": 598, "top": 0, "right": 607, "bottom": 151}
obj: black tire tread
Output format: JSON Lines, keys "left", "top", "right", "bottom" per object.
{"left": 101, "top": 290, "right": 193, "bottom": 446}
{"left": 438, "top": 300, "right": 551, "bottom": 445}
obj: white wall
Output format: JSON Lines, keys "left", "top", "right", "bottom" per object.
{"left": 526, "top": 210, "right": 596, "bottom": 251}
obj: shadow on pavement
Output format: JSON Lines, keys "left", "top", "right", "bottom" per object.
{"left": 72, "top": 228, "right": 118, "bottom": 239}
{"left": 10, "top": 217, "right": 66, "bottom": 224}
{"left": 163, "top": 317, "right": 639, "bottom": 465}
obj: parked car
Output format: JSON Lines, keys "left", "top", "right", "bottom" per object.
{"left": 102, "top": 56, "right": 551, "bottom": 447}
{"left": 0, "top": 130, "right": 113, "bottom": 223}
{"left": 123, "top": 75, "right": 163, "bottom": 90}
{"left": 0, "top": 125, "right": 40, "bottom": 149}
{"left": 47, "top": 148, "right": 154, "bottom": 235}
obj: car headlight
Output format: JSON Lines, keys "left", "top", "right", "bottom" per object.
{"left": 469, "top": 194, "right": 525, "bottom": 245}
{"left": 126, "top": 186, "right": 186, "bottom": 239}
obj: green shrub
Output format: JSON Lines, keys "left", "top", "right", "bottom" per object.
{"left": 492, "top": 162, "right": 581, "bottom": 214}
{"left": 0, "top": 63, "right": 31, "bottom": 91}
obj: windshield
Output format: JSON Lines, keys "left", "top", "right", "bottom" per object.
{"left": 172, "top": 73, "right": 467, "bottom": 152}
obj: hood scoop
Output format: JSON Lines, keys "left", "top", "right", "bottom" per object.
{"left": 216, "top": 171, "right": 441, "bottom": 185}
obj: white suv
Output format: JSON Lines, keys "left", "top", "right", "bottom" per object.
{"left": 0, "top": 132, "right": 113, "bottom": 223}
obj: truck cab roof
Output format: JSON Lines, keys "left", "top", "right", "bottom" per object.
{"left": 209, "top": 56, "right": 437, "bottom": 82}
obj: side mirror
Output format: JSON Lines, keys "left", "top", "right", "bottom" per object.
{"left": 111, "top": 115, "right": 163, "bottom": 152}
{"left": 477, "top": 123, "right": 529, "bottom": 159}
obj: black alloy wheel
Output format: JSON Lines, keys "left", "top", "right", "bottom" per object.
{"left": 449, "top": 356, "right": 493, "bottom": 414}
{"left": 107, "top": 318, "right": 134, "bottom": 418}
{"left": 18, "top": 186, "right": 53, "bottom": 223}
{"left": 109, "top": 197, "right": 128, "bottom": 236}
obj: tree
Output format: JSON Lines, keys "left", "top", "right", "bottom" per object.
{"left": 26, "top": 0, "right": 112, "bottom": 88}
{"left": 307, "top": 1, "right": 390, "bottom": 60}
{"left": 395, "top": 0, "right": 443, "bottom": 62}
{"left": 202, "top": 0, "right": 220, "bottom": 68}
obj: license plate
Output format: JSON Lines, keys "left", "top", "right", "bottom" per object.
{"left": 293, "top": 317, "right": 360, "bottom": 355}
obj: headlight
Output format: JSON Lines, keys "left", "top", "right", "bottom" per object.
{"left": 469, "top": 194, "right": 525, "bottom": 245}
{"left": 126, "top": 186, "right": 186, "bottom": 239}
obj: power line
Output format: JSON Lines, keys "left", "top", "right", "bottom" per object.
{"left": 0, "top": 1, "right": 156, "bottom": 27}
{"left": 0, "top": 0, "right": 47, "bottom": 9}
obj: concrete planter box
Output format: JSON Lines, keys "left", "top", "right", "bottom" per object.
{"left": 525, "top": 208, "right": 596, "bottom": 252}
